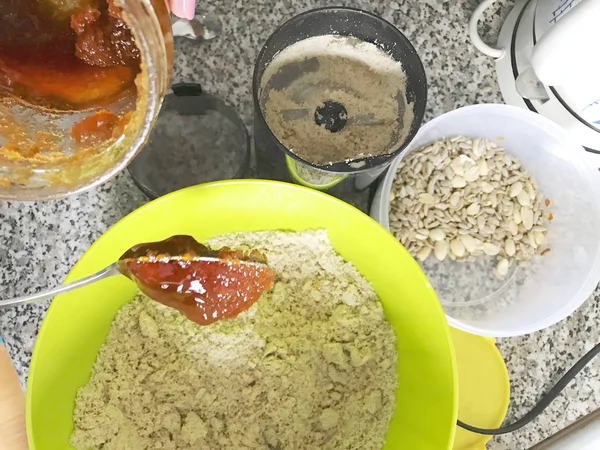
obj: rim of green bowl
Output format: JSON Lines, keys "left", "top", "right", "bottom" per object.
{"left": 26, "top": 179, "right": 458, "bottom": 449}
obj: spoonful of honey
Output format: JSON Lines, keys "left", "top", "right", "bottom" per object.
{"left": 1, "top": 235, "right": 276, "bottom": 325}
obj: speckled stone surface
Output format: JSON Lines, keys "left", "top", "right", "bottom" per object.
{"left": 1, "top": 0, "right": 599, "bottom": 448}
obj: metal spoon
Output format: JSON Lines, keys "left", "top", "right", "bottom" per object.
{"left": 1, "top": 263, "right": 122, "bottom": 308}
{"left": 1, "top": 235, "right": 273, "bottom": 315}
{"left": 0, "top": 257, "right": 267, "bottom": 308}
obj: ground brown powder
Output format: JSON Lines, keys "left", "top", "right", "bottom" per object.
{"left": 261, "top": 35, "right": 414, "bottom": 166}
{"left": 70, "top": 230, "right": 397, "bottom": 450}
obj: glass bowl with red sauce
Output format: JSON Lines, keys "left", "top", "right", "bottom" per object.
{"left": 0, "top": 0, "right": 174, "bottom": 200}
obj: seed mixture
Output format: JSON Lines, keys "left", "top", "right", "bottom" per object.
{"left": 389, "top": 136, "right": 551, "bottom": 278}
{"left": 70, "top": 230, "right": 397, "bottom": 450}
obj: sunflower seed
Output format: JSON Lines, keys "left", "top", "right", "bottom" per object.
{"left": 449, "top": 192, "right": 461, "bottom": 206}
{"left": 509, "top": 181, "right": 523, "bottom": 197}
{"left": 419, "top": 193, "right": 436, "bottom": 204}
{"left": 434, "top": 240, "right": 449, "bottom": 261}
{"left": 450, "top": 238, "right": 466, "bottom": 258}
{"left": 517, "top": 190, "right": 531, "bottom": 206}
{"left": 452, "top": 176, "right": 467, "bottom": 188}
{"left": 464, "top": 166, "right": 480, "bottom": 182}
{"left": 513, "top": 209, "right": 522, "bottom": 225}
{"left": 466, "top": 203, "right": 481, "bottom": 216}
{"left": 450, "top": 157, "right": 465, "bottom": 176}
{"left": 482, "top": 242, "right": 501, "bottom": 256}
{"left": 477, "top": 159, "right": 489, "bottom": 176}
{"left": 480, "top": 181, "right": 494, "bottom": 194}
{"left": 505, "top": 239, "right": 516, "bottom": 257}
{"left": 460, "top": 235, "right": 479, "bottom": 253}
{"left": 521, "top": 207, "right": 534, "bottom": 230}
{"left": 388, "top": 135, "right": 550, "bottom": 279}
{"left": 416, "top": 246, "right": 432, "bottom": 261}
{"left": 534, "top": 231, "right": 546, "bottom": 246}
{"left": 495, "top": 259, "right": 509, "bottom": 277}
{"left": 429, "top": 229, "right": 446, "bottom": 241}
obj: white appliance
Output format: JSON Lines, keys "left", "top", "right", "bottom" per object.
{"left": 469, "top": 0, "right": 600, "bottom": 157}
{"left": 469, "top": 2, "right": 600, "bottom": 447}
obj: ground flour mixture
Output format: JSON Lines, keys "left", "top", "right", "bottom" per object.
{"left": 260, "top": 35, "right": 414, "bottom": 166}
{"left": 70, "top": 230, "right": 398, "bottom": 450}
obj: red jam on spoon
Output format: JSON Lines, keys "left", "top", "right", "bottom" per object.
{"left": 116, "top": 235, "right": 276, "bottom": 325}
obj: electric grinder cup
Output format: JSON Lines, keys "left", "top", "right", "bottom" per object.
{"left": 253, "top": 7, "right": 427, "bottom": 198}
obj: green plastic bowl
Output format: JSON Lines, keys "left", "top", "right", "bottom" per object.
{"left": 26, "top": 180, "right": 457, "bottom": 449}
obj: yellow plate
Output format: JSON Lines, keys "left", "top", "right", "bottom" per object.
{"left": 451, "top": 327, "right": 510, "bottom": 450}
{"left": 26, "top": 180, "right": 457, "bottom": 449}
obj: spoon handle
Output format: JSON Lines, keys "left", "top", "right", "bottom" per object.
{"left": 1, "top": 264, "right": 120, "bottom": 308}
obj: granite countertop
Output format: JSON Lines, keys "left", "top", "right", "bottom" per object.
{"left": 1, "top": 0, "right": 599, "bottom": 448}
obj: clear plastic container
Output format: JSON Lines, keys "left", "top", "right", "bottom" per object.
{"left": 0, "top": 0, "right": 173, "bottom": 200}
{"left": 128, "top": 83, "right": 250, "bottom": 199}
{"left": 371, "top": 104, "right": 600, "bottom": 337}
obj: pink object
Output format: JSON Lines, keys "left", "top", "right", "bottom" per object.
{"left": 169, "top": 0, "right": 196, "bottom": 20}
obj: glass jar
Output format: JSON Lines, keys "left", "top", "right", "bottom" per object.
{"left": 0, "top": 0, "right": 174, "bottom": 200}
